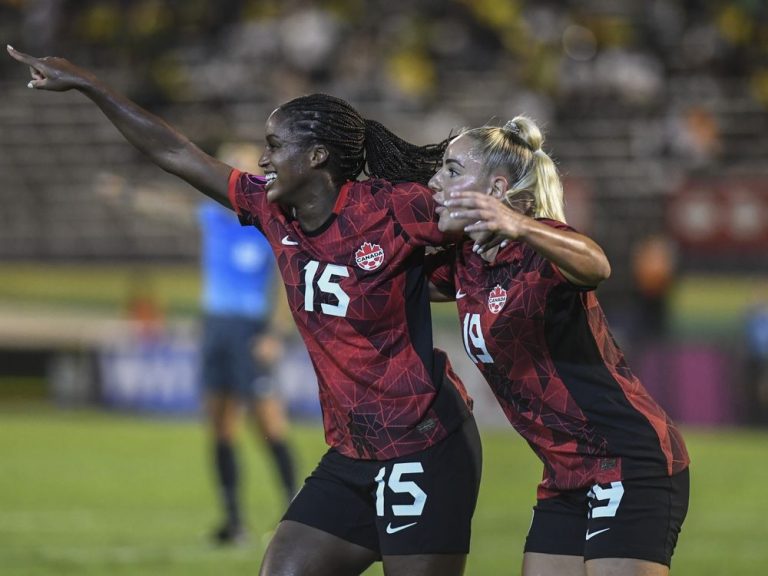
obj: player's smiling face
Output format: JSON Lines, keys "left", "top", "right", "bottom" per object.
{"left": 429, "top": 134, "right": 495, "bottom": 233}
{"left": 258, "top": 109, "right": 314, "bottom": 205}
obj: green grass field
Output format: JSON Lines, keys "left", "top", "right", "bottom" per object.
{"left": 1, "top": 407, "right": 767, "bottom": 575}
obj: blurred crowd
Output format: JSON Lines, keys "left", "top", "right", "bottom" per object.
{"left": 1, "top": 0, "right": 766, "bottom": 289}
{"left": 1, "top": 0, "right": 767, "bottom": 111}
{"left": 1, "top": 1, "right": 767, "bottom": 292}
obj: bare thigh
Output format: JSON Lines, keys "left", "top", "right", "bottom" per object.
{"left": 248, "top": 395, "right": 288, "bottom": 441}
{"left": 586, "top": 558, "right": 669, "bottom": 576}
{"left": 382, "top": 553, "right": 466, "bottom": 576}
{"left": 522, "top": 553, "right": 670, "bottom": 576}
{"left": 523, "top": 552, "right": 586, "bottom": 576}
{"left": 206, "top": 394, "right": 239, "bottom": 441}
{"left": 259, "top": 520, "right": 378, "bottom": 576}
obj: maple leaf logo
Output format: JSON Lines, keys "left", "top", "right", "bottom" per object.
{"left": 488, "top": 284, "right": 507, "bottom": 314}
{"left": 355, "top": 242, "right": 385, "bottom": 271}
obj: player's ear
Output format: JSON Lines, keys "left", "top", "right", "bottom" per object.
{"left": 309, "top": 144, "right": 329, "bottom": 168}
{"left": 490, "top": 176, "right": 508, "bottom": 199}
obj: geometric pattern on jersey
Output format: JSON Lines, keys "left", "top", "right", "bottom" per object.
{"left": 229, "top": 170, "right": 472, "bottom": 460}
{"left": 427, "top": 219, "right": 689, "bottom": 498}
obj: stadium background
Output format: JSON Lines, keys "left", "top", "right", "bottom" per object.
{"left": 0, "top": 0, "right": 767, "bottom": 574}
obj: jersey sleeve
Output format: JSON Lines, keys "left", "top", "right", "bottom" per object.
{"left": 389, "top": 181, "right": 447, "bottom": 246}
{"left": 227, "top": 169, "right": 268, "bottom": 231}
{"left": 424, "top": 247, "right": 457, "bottom": 299}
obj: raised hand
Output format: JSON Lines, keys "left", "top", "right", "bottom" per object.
{"left": 6, "top": 45, "right": 232, "bottom": 205}
{"left": 6, "top": 45, "right": 95, "bottom": 91}
{"left": 444, "top": 191, "right": 530, "bottom": 252}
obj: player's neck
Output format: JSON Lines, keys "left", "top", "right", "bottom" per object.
{"left": 293, "top": 180, "right": 340, "bottom": 232}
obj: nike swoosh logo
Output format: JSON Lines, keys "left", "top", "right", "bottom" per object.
{"left": 456, "top": 290, "right": 467, "bottom": 299}
{"left": 281, "top": 235, "right": 299, "bottom": 246}
{"left": 386, "top": 521, "right": 418, "bottom": 535}
{"left": 585, "top": 527, "right": 610, "bottom": 541}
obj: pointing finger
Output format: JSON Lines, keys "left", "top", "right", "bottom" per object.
{"left": 6, "top": 45, "right": 38, "bottom": 66}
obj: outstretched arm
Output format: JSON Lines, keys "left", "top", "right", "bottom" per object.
{"left": 7, "top": 45, "right": 233, "bottom": 206}
{"left": 444, "top": 191, "right": 611, "bottom": 287}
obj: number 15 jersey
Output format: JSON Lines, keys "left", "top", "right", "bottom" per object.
{"left": 228, "top": 171, "right": 472, "bottom": 461}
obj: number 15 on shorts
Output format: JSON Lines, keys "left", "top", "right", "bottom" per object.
{"left": 375, "top": 463, "right": 427, "bottom": 528}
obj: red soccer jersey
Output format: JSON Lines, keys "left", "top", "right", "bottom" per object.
{"left": 228, "top": 171, "right": 472, "bottom": 460}
{"left": 428, "top": 219, "right": 689, "bottom": 498}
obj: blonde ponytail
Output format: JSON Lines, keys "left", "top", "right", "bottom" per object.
{"left": 503, "top": 116, "right": 565, "bottom": 223}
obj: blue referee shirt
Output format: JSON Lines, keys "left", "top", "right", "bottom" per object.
{"left": 198, "top": 202, "right": 275, "bottom": 319}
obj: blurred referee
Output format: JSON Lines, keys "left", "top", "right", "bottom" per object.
{"left": 200, "top": 143, "right": 297, "bottom": 544}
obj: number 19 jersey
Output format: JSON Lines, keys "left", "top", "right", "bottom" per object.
{"left": 228, "top": 170, "right": 472, "bottom": 460}
{"left": 428, "top": 219, "right": 689, "bottom": 498}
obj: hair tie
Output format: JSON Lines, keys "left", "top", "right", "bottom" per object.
{"left": 502, "top": 120, "right": 520, "bottom": 135}
{"left": 502, "top": 121, "right": 533, "bottom": 151}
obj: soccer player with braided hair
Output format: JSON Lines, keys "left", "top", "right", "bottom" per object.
{"left": 8, "top": 46, "right": 481, "bottom": 576}
{"left": 427, "top": 117, "right": 690, "bottom": 576}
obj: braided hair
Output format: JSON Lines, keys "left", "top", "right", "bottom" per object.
{"left": 278, "top": 94, "right": 447, "bottom": 186}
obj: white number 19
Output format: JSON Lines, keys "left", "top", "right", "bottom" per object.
{"left": 587, "top": 481, "right": 624, "bottom": 518}
{"left": 462, "top": 313, "right": 494, "bottom": 364}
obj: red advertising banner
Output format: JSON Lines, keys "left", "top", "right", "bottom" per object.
{"left": 669, "top": 178, "right": 768, "bottom": 251}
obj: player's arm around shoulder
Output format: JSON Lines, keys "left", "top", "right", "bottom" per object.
{"left": 7, "top": 45, "right": 233, "bottom": 206}
{"left": 519, "top": 218, "right": 611, "bottom": 287}
{"left": 446, "top": 191, "right": 610, "bottom": 288}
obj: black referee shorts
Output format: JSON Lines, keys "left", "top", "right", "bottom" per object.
{"left": 283, "top": 416, "right": 482, "bottom": 556}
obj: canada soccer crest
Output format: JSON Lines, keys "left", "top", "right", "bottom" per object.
{"left": 355, "top": 242, "right": 385, "bottom": 271}
{"left": 488, "top": 284, "right": 507, "bottom": 314}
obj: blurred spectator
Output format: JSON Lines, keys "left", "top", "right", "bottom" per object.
{"left": 743, "top": 287, "right": 768, "bottom": 426}
{"left": 198, "top": 143, "right": 297, "bottom": 544}
{"left": 278, "top": 7, "right": 340, "bottom": 77}
{"left": 123, "top": 271, "right": 165, "bottom": 343}
{"left": 631, "top": 234, "right": 678, "bottom": 349}
{"left": 623, "top": 234, "right": 679, "bottom": 419}
{"left": 667, "top": 104, "right": 722, "bottom": 168}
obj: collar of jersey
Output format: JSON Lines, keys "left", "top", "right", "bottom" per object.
{"left": 295, "top": 181, "right": 352, "bottom": 237}
{"left": 333, "top": 181, "right": 353, "bottom": 214}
